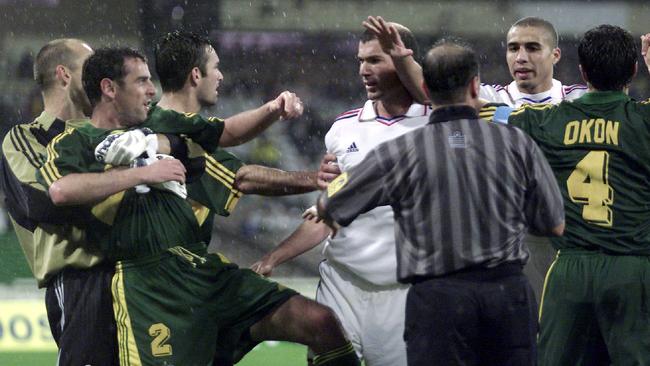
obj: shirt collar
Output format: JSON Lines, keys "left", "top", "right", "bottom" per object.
{"left": 576, "top": 91, "right": 630, "bottom": 104}
{"left": 429, "top": 105, "right": 478, "bottom": 124}
{"left": 35, "top": 110, "right": 87, "bottom": 129}
{"left": 507, "top": 79, "right": 561, "bottom": 104}
{"left": 358, "top": 100, "right": 429, "bottom": 122}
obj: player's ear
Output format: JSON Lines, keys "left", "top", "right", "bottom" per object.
{"left": 100, "top": 78, "right": 116, "bottom": 99}
{"left": 55, "top": 65, "right": 71, "bottom": 87}
{"left": 189, "top": 67, "right": 202, "bottom": 86}
{"left": 469, "top": 75, "right": 480, "bottom": 98}
{"left": 552, "top": 47, "right": 561, "bottom": 65}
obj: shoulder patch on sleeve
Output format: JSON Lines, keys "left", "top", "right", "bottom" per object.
{"left": 327, "top": 172, "right": 348, "bottom": 197}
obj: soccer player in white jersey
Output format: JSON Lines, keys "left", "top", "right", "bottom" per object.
{"left": 362, "top": 15, "right": 586, "bottom": 303}
{"left": 480, "top": 16, "right": 587, "bottom": 106}
{"left": 251, "top": 24, "right": 430, "bottom": 366}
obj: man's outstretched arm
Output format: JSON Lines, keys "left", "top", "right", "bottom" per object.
{"left": 234, "top": 153, "right": 340, "bottom": 195}
{"left": 251, "top": 218, "right": 330, "bottom": 276}
{"left": 220, "top": 91, "right": 304, "bottom": 147}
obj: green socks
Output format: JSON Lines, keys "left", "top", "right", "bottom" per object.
{"left": 313, "top": 342, "right": 360, "bottom": 366}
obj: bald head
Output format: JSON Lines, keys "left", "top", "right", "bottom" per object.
{"left": 361, "top": 22, "right": 419, "bottom": 59}
{"left": 422, "top": 40, "right": 479, "bottom": 105}
{"left": 34, "top": 38, "right": 93, "bottom": 91}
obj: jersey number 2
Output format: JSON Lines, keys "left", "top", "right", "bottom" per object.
{"left": 149, "top": 323, "right": 173, "bottom": 357}
{"left": 566, "top": 151, "right": 613, "bottom": 227}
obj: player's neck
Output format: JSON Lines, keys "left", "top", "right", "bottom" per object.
{"left": 42, "top": 91, "right": 86, "bottom": 121}
{"left": 517, "top": 78, "right": 553, "bottom": 95}
{"left": 375, "top": 91, "right": 413, "bottom": 118}
{"left": 90, "top": 104, "right": 127, "bottom": 130}
{"left": 158, "top": 90, "right": 201, "bottom": 114}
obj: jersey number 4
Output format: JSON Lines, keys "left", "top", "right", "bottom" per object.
{"left": 566, "top": 151, "right": 613, "bottom": 227}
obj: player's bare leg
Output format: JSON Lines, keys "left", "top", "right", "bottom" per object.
{"left": 250, "top": 295, "right": 360, "bottom": 365}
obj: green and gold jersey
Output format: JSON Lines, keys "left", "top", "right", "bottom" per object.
{"left": 506, "top": 92, "right": 650, "bottom": 254}
{"left": 37, "top": 123, "right": 203, "bottom": 261}
{"left": 146, "top": 104, "right": 244, "bottom": 243}
{"left": 0, "top": 112, "right": 102, "bottom": 286}
{"left": 37, "top": 108, "right": 243, "bottom": 261}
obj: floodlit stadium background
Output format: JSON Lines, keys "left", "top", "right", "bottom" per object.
{"left": 0, "top": 0, "right": 649, "bottom": 364}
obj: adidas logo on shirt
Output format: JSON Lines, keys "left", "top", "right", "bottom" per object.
{"left": 346, "top": 142, "right": 359, "bottom": 153}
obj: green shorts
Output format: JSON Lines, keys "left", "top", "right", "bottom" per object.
{"left": 538, "top": 249, "right": 650, "bottom": 366}
{"left": 111, "top": 243, "right": 297, "bottom": 366}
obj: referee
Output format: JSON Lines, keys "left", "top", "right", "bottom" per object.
{"left": 316, "top": 40, "right": 565, "bottom": 366}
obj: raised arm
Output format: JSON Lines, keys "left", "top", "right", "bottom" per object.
{"left": 363, "top": 16, "right": 429, "bottom": 105}
{"left": 251, "top": 218, "right": 330, "bottom": 276}
{"left": 219, "top": 91, "right": 304, "bottom": 147}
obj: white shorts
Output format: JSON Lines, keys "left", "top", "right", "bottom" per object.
{"left": 315, "top": 260, "right": 409, "bottom": 366}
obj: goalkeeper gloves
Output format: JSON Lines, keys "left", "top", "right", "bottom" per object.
{"left": 130, "top": 154, "right": 187, "bottom": 199}
{"left": 95, "top": 128, "right": 157, "bottom": 166}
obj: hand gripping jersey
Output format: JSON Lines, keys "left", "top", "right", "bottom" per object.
{"left": 323, "top": 100, "right": 431, "bottom": 286}
{"left": 480, "top": 79, "right": 587, "bottom": 107}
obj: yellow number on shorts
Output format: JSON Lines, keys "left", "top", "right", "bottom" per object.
{"left": 566, "top": 151, "right": 613, "bottom": 227}
{"left": 149, "top": 323, "right": 173, "bottom": 357}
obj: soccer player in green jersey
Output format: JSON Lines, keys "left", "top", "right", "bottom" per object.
{"left": 39, "top": 47, "right": 359, "bottom": 366}
{"left": 497, "top": 25, "right": 650, "bottom": 365}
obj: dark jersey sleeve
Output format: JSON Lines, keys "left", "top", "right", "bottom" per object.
{"left": 37, "top": 129, "right": 104, "bottom": 188}
{"left": 187, "top": 147, "right": 244, "bottom": 217}
{"left": 143, "top": 108, "right": 224, "bottom": 153}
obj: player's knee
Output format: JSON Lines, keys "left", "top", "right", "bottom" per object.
{"left": 305, "top": 302, "right": 343, "bottom": 341}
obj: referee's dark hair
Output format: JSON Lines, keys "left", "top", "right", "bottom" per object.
{"left": 155, "top": 30, "right": 215, "bottom": 92}
{"left": 361, "top": 23, "right": 419, "bottom": 60}
{"left": 422, "top": 39, "right": 479, "bottom": 105}
{"left": 578, "top": 24, "right": 637, "bottom": 92}
{"left": 82, "top": 47, "right": 147, "bottom": 106}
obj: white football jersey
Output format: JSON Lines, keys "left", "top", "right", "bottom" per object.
{"left": 480, "top": 79, "right": 587, "bottom": 107}
{"left": 323, "top": 100, "right": 431, "bottom": 286}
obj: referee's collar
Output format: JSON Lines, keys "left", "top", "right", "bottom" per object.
{"left": 429, "top": 105, "right": 478, "bottom": 124}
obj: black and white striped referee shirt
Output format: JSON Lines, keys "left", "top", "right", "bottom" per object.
{"left": 320, "top": 105, "right": 564, "bottom": 283}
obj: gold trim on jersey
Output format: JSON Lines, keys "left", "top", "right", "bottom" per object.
{"left": 538, "top": 250, "right": 560, "bottom": 323}
{"left": 189, "top": 199, "right": 210, "bottom": 226}
{"left": 203, "top": 153, "right": 243, "bottom": 213}
{"left": 479, "top": 105, "right": 497, "bottom": 120}
{"left": 510, "top": 103, "right": 554, "bottom": 116}
{"left": 92, "top": 191, "right": 126, "bottom": 225}
{"left": 112, "top": 262, "right": 143, "bottom": 366}
{"left": 216, "top": 252, "right": 231, "bottom": 264}
{"left": 40, "top": 129, "right": 73, "bottom": 185}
